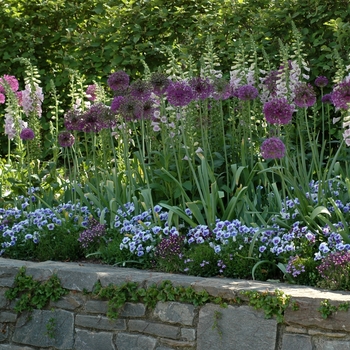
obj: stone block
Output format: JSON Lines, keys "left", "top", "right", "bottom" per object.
{"left": 0, "top": 323, "right": 8, "bottom": 342}
{"left": 284, "top": 297, "right": 350, "bottom": 332}
{"left": 0, "top": 345, "right": 34, "bottom": 350}
{"left": 85, "top": 300, "right": 108, "bottom": 314}
{"left": 281, "top": 334, "right": 312, "bottom": 350}
{"left": 128, "top": 319, "right": 180, "bottom": 339}
{"left": 0, "top": 289, "right": 8, "bottom": 308}
{"left": 314, "top": 339, "right": 350, "bottom": 350}
{"left": 197, "top": 304, "right": 277, "bottom": 350}
{"left": 75, "top": 314, "right": 126, "bottom": 331}
{"left": 154, "top": 302, "right": 195, "bottom": 326}
{"left": 181, "top": 328, "right": 196, "bottom": 341}
{"left": 119, "top": 302, "right": 146, "bottom": 317}
{"left": 49, "top": 293, "right": 84, "bottom": 310}
{"left": 74, "top": 329, "right": 114, "bottom": 350}
{"left": 0, "top": 311, "right": 17, "bottom": 323}
{"left": 116, "top": 332, "right": 157, "bottom": 350}
{"left": 12, "top": 309, "right": 74, "bottom": 349}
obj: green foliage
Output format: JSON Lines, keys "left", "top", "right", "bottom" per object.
{"left": 241, "top": 289, "right": 291, "bottom": 323}
{"left": 92, "top": 279, "right": 227, "bottom": 319}
{"left": 5, "top": 267, "right": 68, "bottom": 313}
{"left": 318, "top": 299, "right": 350, "bottom": 319}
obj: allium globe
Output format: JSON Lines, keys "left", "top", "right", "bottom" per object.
{"left": 20, "top": 128, "right": 35, "bottom": 140}
{"left": 321, "top": 93, "right": 333, "bottom": 104}
{"left": 130, "top": 80, "right": 152, "bottom": 101}
{"left": 0, "top": 93, "right": 5, "bottom": 104}
{"left": 261, "top": 137, "right": 286, "bottom": 159}
{"left": 189, "top": 77, "right": 214, "bottom": 100}
{"left": 58, "top": 131, "right": 75, "bottom": 147}
{"left": 235, "top": 85, "right": 259, "bottom": 101}
{"left": 314, "top": 76, "right": 329, "bottom": 88}
{"left": 107, "top": 71, "right": 130, "bottom": 91}
{"left": 150, "top": 72, "right": 170, "bottom": 95}
{"left": 212, "top": 78, "right": 231, "bottom": 100}
{"left": 263, "top": 98, "right": 294, "bottom": 125}
{"left": 331, "top": 79, "right": 350, "bottom": 110}
{"left": 294, "top": 83, "right": 316, "bottom": 108}
{"left": 166, "top": 81, "right": 194, "bottom": 107}
{"left": 111, "top": 96, "right": 124, "bottom": 112}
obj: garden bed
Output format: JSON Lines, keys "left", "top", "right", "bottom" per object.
{"left": 1, "top": 258, "right": 350, "bottom": 350}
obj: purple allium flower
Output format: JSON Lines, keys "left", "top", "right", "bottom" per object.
{"left": 118, "top": 95, "right": 143, "bottom": 121}
{"left": 64, "top": 109, "right": 82, "bottom": 131}
{"left": 130, "top": 79, "right": 152, "bottom": 101}
{"left": 212, "top": 78, "right": 231, "bottom": 100}
{"left": 321, "top": 93, "right": 333, "bottom": 104}
{"left": 294, "top": 83, "right": 316, "bottom": 108}
{"left": 141, "top": 98, "right": 157, "bottom": 119}
{"left": 166, "top": 81, "right": 194, "bottom": 107}
{"left": 58, "top": 131, "right": 75, "bottom": 147}
{"left": 0, "top": 75, "right": 19, "bottom": 93}
{"left": 111, "top": 96, "right": 124, "bottom": 112}
{"left": 263, "top": 70, "right": 279, "bottom": 96}
{"left": 107, "top": 70, "right": 130, "bottom": 91}
{"left": 263, "top": 97, "right": 294, "bottom": 125}
{"left": 150, "top": 72, "right": 170, "bottom": 95}
{"left": 0, "top": 93, "right": 5, "bottom": 104}
{"left": 20, "top": 128, "right": 35, "bottom": 140}
{"left": 235, "top": 85, "right": 259, "bottom": 101}
{"left": 314, "top": 76, "right": 329, "bottom": 88}
{"left": 331, "top": 78, "right": 350, "bottom": 110}
{"left": 189, "top": 77, "right": 214, "bottom": 100}
{"left": 260, "top": 137, "right": 286, "bottom": 159}
{"left": 86, "top": 84, "right": 97, "bottom": 101}
{"left": 80, "top": 103, "right": 115, "bottom": 132}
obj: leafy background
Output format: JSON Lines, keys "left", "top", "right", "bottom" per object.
{"left": 0, "top": 0, "right": 350, "bottom": 154}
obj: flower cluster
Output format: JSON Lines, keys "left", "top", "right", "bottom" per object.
{"left": 78, "top": 217, "right": 106, "bottom": 249}
{"left": 263, "top": 98, "right": 294, "bottom": 125}
{"left": 260, "top": 137, "right": 286, "bottom": 159}
{"left": 0, "top": 200, "right": 92, "bottom": 255}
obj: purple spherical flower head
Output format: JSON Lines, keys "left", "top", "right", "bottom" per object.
{"left": 20, "top": 128, "right": 35, "bottom": 140}
{"left": 111, "top": 96, "right": 124, "bottom": 112}
{"left": 235, "top": 85, "right": 259, "bottom": 101}
{"left": 321, "top": 93, "right": 333, "bottom": 104}
{"left": 118, "top": 95, "right": 143, "bottom": 121}
{"left": 141, "top": 98, "right": 158, "bottom": 120}
{"left": 130, "top": 79, "right": 152, "bottom": 101}
{"left": 189, "top": 77, "right": 214, "bottom": 100}
{"left": 212, "top": 78, "right": 231, "bottom": 100}
{"left": 107, "top": 71, "right": 130, "bottom": 91}
{"left": 58, "top": 131, "right": 75, "bottom": 147}
{"left": 331, "top": 79, "right": 350, "bottom": 110}
{"left": 263, "top": 98, "right": 294, "bottom": 125}
{"left": 0, "top": 93, "right": 5, "bottom": 104}
{"left": 261, "top": 137, "right": 286, "bottom": 159}
{"left": 64, "top": 109, "right": 82, "bottom": 131}
{"left": 166, "top": 81, "right": 194, "bottom": 107}
{"left": 294, "top": 83, "right": 316, "bottom": 108}
{"left": 150, "top": 72, "right": 170, "bottom": 95}
{"left": 314, "top": 76, "right": 329, "bottom": 88}
{"left": 80, "top": 103, "right": 110, "bottom": 132}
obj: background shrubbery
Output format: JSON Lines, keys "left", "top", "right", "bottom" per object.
{"left": 1, "top": 0, "right": 350, "bottom": 154}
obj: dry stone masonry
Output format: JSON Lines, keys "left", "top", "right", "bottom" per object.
{"left": 1, "top": 258, "right": 350, "bottom": 350}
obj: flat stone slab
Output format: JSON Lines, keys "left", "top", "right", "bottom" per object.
{"left": 197, "top": 304, "right": 277, "bottom": 350}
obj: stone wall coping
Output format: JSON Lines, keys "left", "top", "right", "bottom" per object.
{"left": 1, "top": 257, "right": 350, "bottom": 302}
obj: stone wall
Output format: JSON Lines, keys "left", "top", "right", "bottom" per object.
{"left": 1, "top": 258, "right": 350, "bottom": 350}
